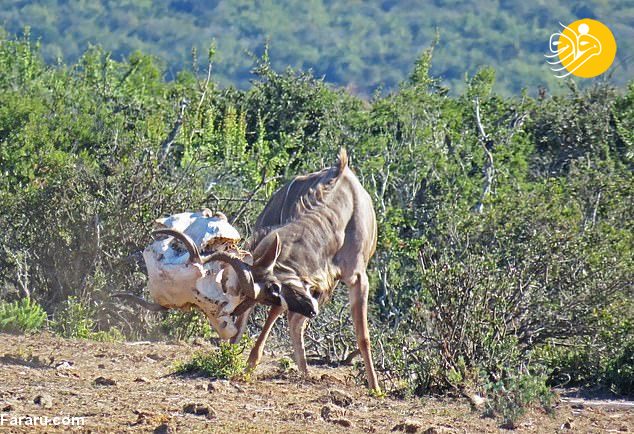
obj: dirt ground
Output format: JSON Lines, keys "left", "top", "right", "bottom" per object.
{"left": 0, "top": 332, "right": 631, "bottom": 433}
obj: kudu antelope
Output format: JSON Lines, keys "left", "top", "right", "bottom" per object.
{"left": 232, "top": 149, "right": 380, "bottom": 390}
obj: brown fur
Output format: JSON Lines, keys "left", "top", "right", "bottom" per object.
{"left": 233, "top": 149, "right": 380, "bottom": 390}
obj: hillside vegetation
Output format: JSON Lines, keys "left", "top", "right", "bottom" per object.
{"left": 0, "top": 30, "right": 632, "bottom": 426}
{"left": 0, "top": 0, "right": 632, "bottom": 95}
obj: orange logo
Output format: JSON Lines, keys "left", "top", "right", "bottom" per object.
{"left": 546, "top": 19, "right": 617, "bottom": 78}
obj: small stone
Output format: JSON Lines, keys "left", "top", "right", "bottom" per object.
{"left": 54, "top": 360, "right": 74, "bottom": 370}
{"left": 207, "top": 379, "right": 231, "bottom": 392}
{"left": 97, "top": 363, "right": 106, "bottom": 369}
{"left": 153, "top": 423, "right": 172, "bottom": 434}
{"left": 146, "top": 353, "right": 165, "bottom": 361}
{"left": 561, "top": 421, "right": 572, "bottom": 430}
{"left": 321, "top": 403, "right": 345, "bottom": 421}
{"left": 2, "top": 403, "right": 14, "bottom": 412}
{"left": 33, "top": 394, "right": 53, "bottom": 409}
{"left": 94, "top": 376, "right": 116, "bottom": 386}
{"left": 468, "top": 393, "right": 486, "bottom": 408}
{"left": 183, "top": 403, "right": 199, "bottom": 413}
{"left": 321, "top": 373, "right": 343, "bottom": 384}
{"left": 302, "top": 410, "right": 315, "bottom": 419}
{"left": 192, "top": 337, "right": 207, "bottom": 346}
{"left": 183, "top": 403, "right": 215, "bottom": 419}
{"left": 331, "top": 417, "right": 353, "bottom": 428}
{"left": 134, "top": 377, "right": 148, "bottom": 383}
{"left": 329, "top": 389, "right": 353, "bottom": 407}
{"left": 392, "top": 419, "right": 424, "bottom": 433}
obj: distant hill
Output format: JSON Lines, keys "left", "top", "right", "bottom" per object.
{"left": 0, "top": 0, "right": 631, "bottom": 95}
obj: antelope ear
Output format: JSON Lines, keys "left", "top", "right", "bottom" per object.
{"left": 254, "top": 233, "right": 281, "bottom": 270}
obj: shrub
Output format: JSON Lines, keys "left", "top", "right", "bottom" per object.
{"left": 174, "top": 340, "right": 250, "bottom": 380}
{"left": 53, "top": 296, "right": 122, "bottom": 342}
{"left": 0, "top": 297, "right": 47, "bottom": 333}
{"left": 277, "top": 356, "right": 293, "bottom": 372}
{"left": 303, "top": 289, "right": 357, "bottom": 366}
{"left": 605, "top": 340, "right": 634, "bottom": 396}
{"left": 536, "top": 301, "right": 633, "bottom": 392}
{"left": 484, "top": 373, "right": 554, "bottom": 428}
{"left": 536, "top": 344, "right": 599, "bottom": 387}
{"left": 157, "top": 310, "right": 214, "bottom": 341}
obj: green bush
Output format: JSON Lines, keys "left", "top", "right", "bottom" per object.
{"left": 535, "top": 301, "right": 633, "bottom": 393}
{"left": 484, "top": 373, "right": 554, "bottom": 428}
{"left": 0, "top": 297, "right": 47, "bottom": 334}
{"left": 53, "top": 296, "right": 122, "bottom": 342}
{"left": 174, "top": 340, "right": 250, "bottom": 380}
{"left": 605, "top": 341, "right": 634, "bottom": 396}
{"left": 536, "top": 344, "right": 599, "bottom": 387}
{"left": 157, "top": 310, "right": 214, "bottom": 342}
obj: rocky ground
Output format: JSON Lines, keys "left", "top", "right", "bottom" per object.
{"left": 0, "top": 332, "right": 632, "bottom": 433}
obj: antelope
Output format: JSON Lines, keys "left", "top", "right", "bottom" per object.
{"left": 232, "top": 149, "right": 380, "bottom": 390}
{"left": 119, "top": 149, "right": 379, "bottom": 390}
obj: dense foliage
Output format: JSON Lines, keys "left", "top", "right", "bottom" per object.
{"left": 0, "top": 32, "right": 632, "bottom": 419}
{"left": 0, "top": 1, "right": 632, "bottom": 95}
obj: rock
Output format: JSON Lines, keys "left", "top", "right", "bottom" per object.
{"left": 183, "top": 403, "right": 215, "bottom": 419}
{"left": 320, "top": 373, "right": 344, "bottom": 384}
{"left": 33, "top": 394, "right": 53, "bottom": 409}
{"left": 192, "top": 337, "right": 207, "bottom": 346}
{"left": 561, "top": 421, "right": 573, "bottom": 430}
{"left": 153, "top": 423, "right": 172, "bottom": 434}
{"left": 97, "top": 363, "right": 106, "bottom": 369}
{"left": 54, "top": 360, "right": 74, "bottom": 370}
{"left": 467, "top": 393, "right": 486, "bottom": 409}
{"left": 331, "top": 417, "right": 353, "bottom": 428}
{"left": 207, "top": 379, "right": 232, "bottom": 392}
{"left": 329, "top": 389, "right": 353, "bottom": 407}
{"left": 146, "top": 353, "right": 165, "bottom": 361}
{"left": 183, "top": 403, "right": 200, "bottom": 413}
{"left": 392, "top": 419, "right": 424, "bottom": 433}
{"left": 302, "top": 410, "right": 316, "bottom": 420}
{"left": 2, "top": 403, "right": 14, "bottom": 412}
{"left": 134, "top": 377, "right": 148, "bottom": 383}
{"left": 131, "top": 409, "right": 151, "bottom": 426}
{"left": 94, "top": 376, "right": 116, "bottom": 386}
{"left": 321, "top": 403, "right": 346, "bottom": 421}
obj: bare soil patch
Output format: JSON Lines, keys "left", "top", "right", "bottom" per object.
{"left": 0, "top": 332, "right": 631, "bottom": 433}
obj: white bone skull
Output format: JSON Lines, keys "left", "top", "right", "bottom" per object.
{"left": 143, "top": 209, "right": 252, "bottom": 340}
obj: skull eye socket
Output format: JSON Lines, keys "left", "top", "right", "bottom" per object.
{"left": 310, "top": 288, "right": 320, "bottom": 300}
